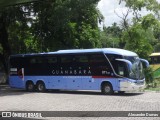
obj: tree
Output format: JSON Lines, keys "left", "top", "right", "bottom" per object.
{"left": 119, "top": 0, "right": 160, "bottom": 18}
{"left": 101, "top": 23, "right": 123, "bottom": 48}
{"left": 122, "top": 22, "right": 153, "bottom": 59}
{"left": 30, "top": 0, "right": 102, "bottom": 51}
{"left": 154, "top": 43, "right": 160, "bottom": 52}
{"left": 118, "top": 0, "right": 160, "bottom": 58}
{"left": 0, "top": 5, "right": 32, "bottom": 75}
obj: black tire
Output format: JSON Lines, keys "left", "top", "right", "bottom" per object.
{"left": 36, "top": 82, "right": 46, "bottom": 92}
{"left": 101, "top": 83, "right": 114, "bottom": 95}
{"left": 26, "top": 82, "right": 35, "bottom": 92}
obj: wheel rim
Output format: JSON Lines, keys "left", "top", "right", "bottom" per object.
{"left": 38, "top": 84, "right": 44, "bottom": 91}
{"left": 104, "top": 85, "right": 111, "bottom": 93}
{"left": 28, "top": 83, "right": 33, "bottom": 90}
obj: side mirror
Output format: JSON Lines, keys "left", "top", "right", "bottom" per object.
{"left": 115, "top": 59, "right": 132, "bottom": 70}
{"left": 140, "top": 59, "right": 149, "bottom": 68}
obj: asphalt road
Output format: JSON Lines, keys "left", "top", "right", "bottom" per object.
{"left": 0, "top": 85, "right": 160, "bottom": 120}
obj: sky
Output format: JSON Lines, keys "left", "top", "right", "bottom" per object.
{"left": 97, "top": 0, "right": 160, "bottom": 27}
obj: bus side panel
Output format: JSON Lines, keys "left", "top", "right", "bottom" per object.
{"left": 9, "top": 75, "right": 120, "bottom": 91}
{"left": 82, "top": 77, "right": 98, "bottom": 90}
{"left": 87, "top": 78, "right": 120, "bottom": 91}
{"left": 48, "top": 76, "right": 67, "bottom": 89}
{"left": 80, "top": 77, "right": 120, "bottom": 91}
{"left": 9, "top": 76, "right": 25, "bottom": 89}
{"left": 64, "top": 76, "right": 82, "bottom": 90}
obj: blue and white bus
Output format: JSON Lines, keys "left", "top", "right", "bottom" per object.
{"left": 9, "top": 48, "right": 149, "bottom": 94}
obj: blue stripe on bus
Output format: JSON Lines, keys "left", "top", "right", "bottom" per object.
{"left": 9, "top": 76, "right": 121, "bottom": 91}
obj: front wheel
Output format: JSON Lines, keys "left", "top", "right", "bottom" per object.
{"left": 101, "top": 83, "right": 114, "bottom": 95}
{"left": 36, "top": 82, "right": 46, "bottom": 92}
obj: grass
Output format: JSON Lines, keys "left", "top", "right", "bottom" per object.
{"left": 150, "top": 64, "right": 160, "bottom": 71}
{"left": 145, "top": 87, "right": 160, "bottom": 91}
{"left": 145, "top": 78, "right": 160, "bottom": 91}
{"left": 154, "top": 68, "right": 160, "bottom": 78}
{"left": 150, "top": 64, "right": 160, "bottom": 78}
{"left": 145, "top": 64, "right": 160, "bottom": 91}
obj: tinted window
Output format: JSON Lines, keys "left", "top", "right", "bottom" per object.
{"left": 106, "top": 54, "right": 128, "bottom": 77}
{"left": 74, "top": 55, "right": 89, "bottom": 69}
{"left": 61, "top": 56, "right": 73, "bottom": 63}
{"left": 75, "top": 55, "right": 89, "bottom": 63}
{"left": 89, "top": 54, "right": 112, "bottom": 76}
{"left": 90, "top": 54, "right": 106, "bottom": 63}
{"left": 46, "top": 57, "right": 57, "bottom": 64}
{"left": 25, "top": 56, "right": 45, "bottom": 75}
{"left": 30, "top": 57, "right": 44, "bottom": 64}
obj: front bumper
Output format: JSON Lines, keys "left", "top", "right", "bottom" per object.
{"left": 120, "top": 80, "right": 145, "bottom": 92}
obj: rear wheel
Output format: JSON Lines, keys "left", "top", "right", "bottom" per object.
{"left": 36, "top": 82, "right": 46, "bottom": 92}
{"left": 101, "top": 83, "right": 113, "bottom": 95}
{"left": 26, "top": 82, "right": 35, "bottom": 92}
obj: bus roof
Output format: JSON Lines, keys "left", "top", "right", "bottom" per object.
{"left": 11, "top": 48, "right": 137, "bottom": 57}
{"left": 150, "top": 53, "right": 160, "bottom": 56}
{"left": 55, "top": 48, "right": 137, "bottom": 56}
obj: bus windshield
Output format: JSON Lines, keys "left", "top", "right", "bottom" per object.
{"left": 124, "top": 56, "right": 144, "bottom": 80}
{"left": 106, "top": 54, "right": 145, "bottom": 80}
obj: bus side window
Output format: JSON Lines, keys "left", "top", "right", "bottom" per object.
{"left": 30, "top": 57, "right": 43, "bottom": 64}
{"left": 75, "top": 55, "right": 89, "bottom": 64}
{"left": 74, "top": 55, "right": 89, "bottom": 75}
{"left": 46, "top": 57, "right": 57, "bottom": 64}
{"left": 61, "top": 56, "right": 73, "bottom": 64}
{"left": 27, "top": 57, "right": 45, "bottom": 75}
{"left": 90, "top": 54, "right": 112, "bottom": 76}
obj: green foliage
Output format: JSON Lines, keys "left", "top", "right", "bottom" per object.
{"left": 154, "top": 43, "right": 160, "bottom": 52}
{"left": 31, "top": 0, "right": 101, "bottom": 51}
{"left": 78, "top": 23, "right": 101, "bottom": 48}
{"left": 144, "top": 67, "right": 154, "bottom": 84}
{"left": 100, "top": 23, "right": 123, "bottom": 48}
{"left": 122, "top": 22, "right": 153, "bottom": 59}
{"left": 0, "top": 0, "right": 102, "bottom": 55}
{"left": 153, "top": 67, "right": 160, "bottom": 78}
{"left": 142, "top": 14, "right": 160, "bottom": 30}
{"left": 122, "top": 12, "right": 160, "bottom": 59}
{"left": 120, "top": 0, "right": 160, "bottom": 16}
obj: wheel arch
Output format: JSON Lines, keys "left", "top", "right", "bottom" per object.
{"left": 101, "top": 81, "right": 114, "bottom": 95}
{"left": 26, "top": 80, "right": 34, "bottom": 86}
{"left": 101, "top": 81, "right": 112, "bottom": 89}
{"left": 36, "top": 80, "right": 45, "bottom": 85}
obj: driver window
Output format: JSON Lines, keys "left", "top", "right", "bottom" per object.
{"left": 116, "top": 61, "right": 128, "bottom": 77}
{"left": 118, "top": 66, "right": 124, "bottom": 76}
